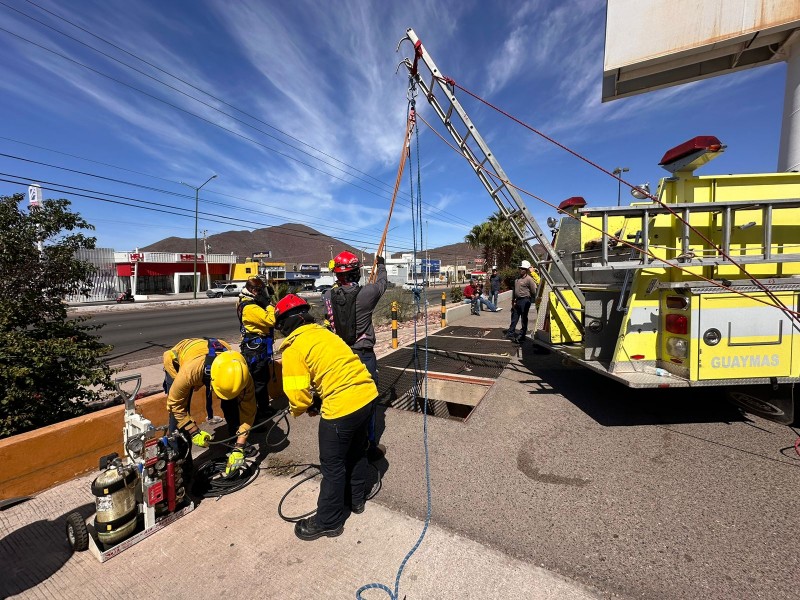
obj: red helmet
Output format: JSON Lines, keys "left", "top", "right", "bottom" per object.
{"left": 332, "top": 251, "right": 360, "bottom": 273}
{"left": 274, "top": 294, "right": 309, "bottom": 322}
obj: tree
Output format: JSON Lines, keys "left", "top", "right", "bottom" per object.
{"left": 464, "top": 211, "right": 520, "bottom": 269}
{"left": 0, "top": 193, "right": 114, "bottom": 438}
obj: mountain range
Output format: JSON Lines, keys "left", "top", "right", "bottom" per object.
{"left": 142, "top": 223, "right": 482, "bottom": 267}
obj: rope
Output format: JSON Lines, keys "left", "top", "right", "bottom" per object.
{"left": 356, "top": 93, "right": 433, "bottom": 600}
{"left": 371, "top": 109, "right": 415, "bottom": 283}
{"left": 416, "top": 111, "right": 800, "bottom": 320}
{"left": 430, "top": 75, "right": 799, "bottom": 326}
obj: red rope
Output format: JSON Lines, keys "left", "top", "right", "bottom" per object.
{"left": 427, "top": 75, "right": 799, "bottom": 322}
{"left": 416, "top": 112, "right": 800, "bottom": 317}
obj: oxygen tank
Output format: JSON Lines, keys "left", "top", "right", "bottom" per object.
{"left": 91, "top": 463, "right": 139, "bottom": 545}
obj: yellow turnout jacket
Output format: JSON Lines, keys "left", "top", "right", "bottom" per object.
{"left": 162, "top": 338, "right": 256, "bottom": 432}
{"left": 279, "top": 324, "right": 377, "bottom": 419}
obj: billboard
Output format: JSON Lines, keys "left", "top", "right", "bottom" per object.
{"left": 603, "top": 0, "right": 800, "bottom": 101}
{"left": 253, "top": 251, "right": 272, "bottom": 259}
{"left": 415, "top": 259, "right": 441, "bottom": 274}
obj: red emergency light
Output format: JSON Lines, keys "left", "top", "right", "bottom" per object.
{"left": 558, "top": 196, "right": 586, "bottom": 211}
{"left": 659, "top": 136, "right": 723, "bottom": 167}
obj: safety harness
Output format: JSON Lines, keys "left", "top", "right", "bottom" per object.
{"left": 201, "top": 338, "right": 227, "bottom": 406}
{"left": 237, "top": 297, "right": 275, "bottom": 369}
{"left": 330, "top": 285, "right": 361, "bottom": 346}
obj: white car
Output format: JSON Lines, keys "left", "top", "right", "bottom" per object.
{"left": 206, "top": 282, "right": 245, "bottom": 298}
{"left": 403, "top": 281, "right": 425, "bottom": 291}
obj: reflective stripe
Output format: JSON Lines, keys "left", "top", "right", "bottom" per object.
{"left": 283, "top": 374, "right": 311, "bottom": 391}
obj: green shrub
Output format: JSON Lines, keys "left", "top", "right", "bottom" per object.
{"left": 450, "top": 285, "right": 463, "bottom": 303}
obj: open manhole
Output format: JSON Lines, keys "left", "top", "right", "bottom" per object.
{"left": 376, "top": 330, "right": 510, "bottom": 422}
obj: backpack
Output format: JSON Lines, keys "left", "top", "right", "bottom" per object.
{"left": 330, "top": 285, "right": 361, "bottom": 346}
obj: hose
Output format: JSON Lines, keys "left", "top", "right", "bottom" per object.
{"left": 271, "top": 462, "right": 383, "bottom": 523}
{"left": 207, "top": 407, "right": 290, "bottom": 449}
{"left": 193, "top": 410, "right": 291, "bottom": 499}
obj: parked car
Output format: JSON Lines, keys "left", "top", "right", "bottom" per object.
{"left": 206, "top": 282, "right": 245, "bottom": 298}
{"left": 402, "top": 281, "right": 425, "bottom": 291}
{"left": 315, "top": 284, "right": 333, "bottom": 293}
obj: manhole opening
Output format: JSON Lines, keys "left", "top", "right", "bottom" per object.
{"left": 399, "top": 374, "right": 490, "bottom": 422}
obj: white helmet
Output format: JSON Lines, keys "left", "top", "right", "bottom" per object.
{"left": 519, "top": 260, "right": 532, "bottom": 269}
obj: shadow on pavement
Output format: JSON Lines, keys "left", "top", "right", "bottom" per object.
{"left": 0, "top": 502, "right": 94, "bottom": 598}
{"left": 516, "top": 342, "right": 747, "bottom": 427}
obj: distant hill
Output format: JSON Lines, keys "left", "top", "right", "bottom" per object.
{"left": 143, "top": 223, "right": 541, "bottom": 267}
{"left": 142, "top": 223, "right": 375, "bottom": 267}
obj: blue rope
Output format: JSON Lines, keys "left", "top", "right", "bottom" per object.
{"left": 356, "top": 98, "right": 431, "bottom": 600}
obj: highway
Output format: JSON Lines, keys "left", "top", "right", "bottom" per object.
{"left": 88, "top": 286, "right": 453, "bottom": 367}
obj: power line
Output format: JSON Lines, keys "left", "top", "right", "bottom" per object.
{"left": 0, "top": 172, "right": 417, "bottom": 253}
{"left": 21, "top": 0, "right": 401, "bottom": 194}
{"left": 1, "top": 173, "right": 481, "bottom": 262}
{"left": 0, "top": 151, "right": 422, "bottom": 247}
{"left": 0, "top": 5, "right": 476, "bottom": 229}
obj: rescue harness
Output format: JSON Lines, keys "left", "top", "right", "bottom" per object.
{"left": 237, "top": 297, "right": 275, "bottom": 367}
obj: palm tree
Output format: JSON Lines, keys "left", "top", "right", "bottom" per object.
{"left": 465, "top": 211, "right": 519, "bottom": 269}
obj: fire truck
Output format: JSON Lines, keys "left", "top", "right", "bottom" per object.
{"left": 399, "top": 29, "right": 800, "bottom": 424}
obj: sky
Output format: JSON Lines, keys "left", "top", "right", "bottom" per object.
{"left": 0, "top": 0, "right": 790, "bottom": 260}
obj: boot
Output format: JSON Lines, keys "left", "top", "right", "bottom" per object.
{"left": 294, "top": 517, "right": 343, "bottom": 541}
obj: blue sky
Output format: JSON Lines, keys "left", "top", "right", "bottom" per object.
{"left": 0, "top": 0, "right": 788, "bottom": 258}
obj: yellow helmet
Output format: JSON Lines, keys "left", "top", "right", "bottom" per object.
{"left": 210, "top": 351, "right": 248, "bottom": 399}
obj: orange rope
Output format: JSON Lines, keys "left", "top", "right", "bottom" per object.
{"left": 370, "top": 107, "right": 415, "bottom": 283}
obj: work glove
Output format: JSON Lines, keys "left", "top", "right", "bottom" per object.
{"left": 191, "top": 430, "right": 213, "bottom": 448}
{"left": 225, "top": 448, "right": 245, "bottom": 477}
{"left": 377, "top": 255, "right": 385, "bottom": 265}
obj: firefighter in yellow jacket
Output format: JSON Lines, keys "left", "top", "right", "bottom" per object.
{"left": 274, "top": 294, "right": 378, "bottom": 541}
{"left": 162, "top": 338, "right": 256, "bottom": 475}
{"left": 236, "top": 277, "right": 277, "bottom": 419}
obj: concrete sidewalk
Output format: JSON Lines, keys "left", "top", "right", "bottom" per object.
{"left": 1, "top": 296, "right": 604, "bottom": 600}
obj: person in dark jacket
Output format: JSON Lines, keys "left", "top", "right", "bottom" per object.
{"left": 489, "top": 268, "right": 501, "bottom": 307}
{"left": 323, "top": 251, "right": 388, "bottom": 454}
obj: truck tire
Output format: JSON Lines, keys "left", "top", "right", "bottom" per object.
{"left": 66, "top": 512, "right": 89, "bottom": 552}
{"left": 727, "top": 384, "right": 796, "bottom": 425}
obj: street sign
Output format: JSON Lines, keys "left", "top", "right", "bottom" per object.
{"left": 253, "top": 251, "right": 272, "bottom": 259}
{"left": 28, "top": 184, "right": 42, "bottom": 208}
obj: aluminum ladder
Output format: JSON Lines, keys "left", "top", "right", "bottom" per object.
{"left": 399, "top": 28, "right": 584, "bottom": 329}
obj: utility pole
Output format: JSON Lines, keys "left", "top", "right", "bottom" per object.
{"left": 180, "top": 173, "right": 217, "bottom": 299}
{"left": 613, "top": 167, "right": 629, "bottom": 206}
{"left": 425, "top": 220, "right": 429, "bottom": 284}
{"left": 202, "top": 230, "right": 211, "bottom": 291}
{"left": 329, "top": 245, "right": 333, "bottom": 261}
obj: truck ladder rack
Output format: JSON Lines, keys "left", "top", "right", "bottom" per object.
{"left": 576, "top": 198, "right": 800, "bottom": 271}
{"left": 399, "top": 28, "right": 584, "bottom": 328}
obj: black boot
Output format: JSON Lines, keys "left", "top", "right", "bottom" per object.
{"left": 294, "top": 517, "right": 343, "bottom": 541}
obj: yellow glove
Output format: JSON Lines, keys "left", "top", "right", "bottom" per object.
{"left": 191, "top": 430, "right": 213, "bottom": 447}
{"left": 225, "top": 448, "right": 245, "bottom": 476}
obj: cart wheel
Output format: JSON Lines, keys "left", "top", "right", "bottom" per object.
{"left": 65, "top": 512, "right": 89, "bottom": 552}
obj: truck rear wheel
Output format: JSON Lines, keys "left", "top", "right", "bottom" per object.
{"left": 727, "top": 384, "right": 796, "bottom": 425}
{"left": 65, "top": 512, "right": 89, "bottom": 552}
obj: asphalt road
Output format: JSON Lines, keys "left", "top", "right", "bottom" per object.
{"left": 88, "top": 303, "right": 243, "bottom": 367}
{"left": 89, "top": 286, "right": 452, "bottom": 367}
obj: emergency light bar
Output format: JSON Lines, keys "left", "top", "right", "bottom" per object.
{"left": 659, "top": 136, "right": 725, "bottom": 174}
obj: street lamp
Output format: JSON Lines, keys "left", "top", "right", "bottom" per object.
{"left": 180, "top": 174, "right": 217, "bottom": 299}
{"left": 612, "top": 167, "right": 629, "bottom": 206}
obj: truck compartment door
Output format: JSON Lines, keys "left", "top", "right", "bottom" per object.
{"left": 696, "top": 292, "right": 795, "bottom": 380}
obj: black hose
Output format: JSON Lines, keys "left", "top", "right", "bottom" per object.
{"left": 192, "top": 448, "right": 260, "bottom": 499}
{"left": 271, "top": 462, "right": 383, "bottom": 523}
{"left": 207, "top": 408, "right": 290, "bottom": 448}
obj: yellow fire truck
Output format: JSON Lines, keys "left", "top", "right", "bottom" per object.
{"left": 540, "top": 136, "right": 800, "bottom": 424}
{"left": 399, "top": 29, "right": 800, "bottom": 424}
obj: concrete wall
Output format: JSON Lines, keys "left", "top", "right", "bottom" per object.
{"left": 0, "top": 389, "right": 216, "bottom": 500}
{"left": 444, "top": 290, "right": 512, "bottom": 324}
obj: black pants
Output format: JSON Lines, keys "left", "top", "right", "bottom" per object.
{"left": 165, "top": 371, "right": 240, "bottom": 438}
{"left": 353, "top": 347, "right": 378, "bottom": 446}
{"left": 316, "top": 400, "right": 373, "bottom": 529}
{"left": 240, "top": 342, "right": 272, "bottom": 415}
{"left": 509, "top": 297, "right": 532, "bottom": 336}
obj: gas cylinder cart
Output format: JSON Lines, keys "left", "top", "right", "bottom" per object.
{"left": 65, "top": 374, "right": 195, "bottom": 562}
